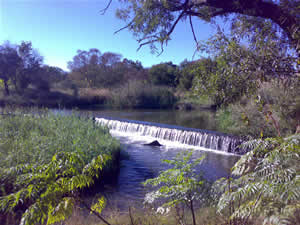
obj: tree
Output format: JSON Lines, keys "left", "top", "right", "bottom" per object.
{"left": 41, "top": 65, "right": 67, "bottom": 84}
{"left": 118, "top": 58, "right": 148, "bottom": 81}
{"left": 0, "top": 42, "right": 21, "bottom": 95}
{"left": 215, "top": 135, "right": 300, "bottom": 225}
{"left": 16, "top": 41, "right": 44, "bottom": 93}
{"left": 68, "top": 49, "right": 124, "bottom": 88}
{"left": 112, "top": 0, "right": 299, "bottom": 56}
{"left": 144, "top": 150, "right": 211, "bottom": 225}
{"left": 177, "top": 58, "right": 216, "bottom": 91}
{"left": 0, "top": 41, "right": 43, "bottom": 95}
{"left": 149, "top": 62, "right": 178, "bottom": 86}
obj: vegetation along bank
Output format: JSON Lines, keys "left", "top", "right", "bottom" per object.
{"left": 0, "top": 111, "right": 121, "bottom": 225}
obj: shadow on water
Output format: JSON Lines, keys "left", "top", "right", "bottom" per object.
{"left": 99, "top": 133, "right": 240, "bottom": 212}
{"left": 53, "top": 108, "right": 218, "bottom": 131}
{"left": 52, "top": 109, "right": 240, "bottom": 211}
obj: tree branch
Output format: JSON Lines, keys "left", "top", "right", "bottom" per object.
{"left": 114, "top": 20, "right": 134, "bottom": 34}
{"left": 80, "top": 200, "right": 111, "bottom": 225}
{"left": 166, "top": 10, "right": 186, "bottom": 39}
{"left": 100, "top": 0, "right": 112, "bottom": 15}
{"left": 189, "top": 15, "right": 198, "bottom": 45}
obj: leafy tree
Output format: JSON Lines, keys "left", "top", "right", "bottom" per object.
{"left": 113, "top": 0, "right": 300, "bottom": 56}
{"left": 41, "top": 65, "right": 66, "bottom": 84}
{"left": 0, "top": 41, "right": 44, "bottom": 95}
{"left": 191, "top": 20, "right": 298, "bottom": 107}
{"left": 176, "top": 59, "right": 196, "bottom": 91}
{"left": 68, "top": 49, "right": 125, "bottom": 88}
{"left": 0, "top": 42, "right": 21, "bottom": 95}
{"left": 119, "top": 58, "right": 148, "bottom": 81}
{"left": 143, "top": 150, "right": 211, "bottom": 225}
{"left": 192, "top": 52, "right": 258, "bottom": 107}
{"left": 149, "top": 62, "right": 178, "bottom": 86}
{"left": 215, "top": 135, "right": 300, "bottom": 225}
{"left": 17, "top": 41, "right": 44, "bottom": 93}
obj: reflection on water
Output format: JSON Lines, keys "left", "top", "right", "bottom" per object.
{"left": 53, "top": 108, "right": 218, "bottom": 131}
{"left": 52, "top": 109, "right": 239, "bottom": 210}
{"left": 102, "top": 132, "right": 240, "bottom": 211}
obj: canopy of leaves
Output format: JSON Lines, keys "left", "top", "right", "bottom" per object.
{"left": 0, "top": 41, "right": 44, "bottom": 95}
{"left": 191, "top": 16, "right": 298, "bottom": 107}
{"left": 68, "top": 48, "right": 147, "bottom": 88}
{"left": 215, "top": 135, "right": 300, "bottom": 225}
{"left": 148, "top": 62, "right": 178, "bottom": 86}
{"left": 114, "top": 0, "right": 300, "bottom": 56}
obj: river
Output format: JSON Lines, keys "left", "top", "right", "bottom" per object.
{"left": 54, "top": 109, "right": 240, "bottom": 211}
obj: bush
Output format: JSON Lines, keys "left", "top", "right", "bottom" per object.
{"left": 215, "top": 135, "right": 300, "bottom": 225}
{"left": 0, "top": 111, "right": 120, "bottom": 225}
{"left": 144, "top": 150, "right": 212, "bottom": 225}
{"left": 108, "top": 80, "right": 177, "bottom": 109}
{"left": 216, "top": 79, "right": 300, "bottom": 138}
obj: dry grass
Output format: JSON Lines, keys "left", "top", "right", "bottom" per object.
{"left": 79, "top": 88, "right": 111, "bottom": 98}
{"left": 63, "top": 205, "right": 226, "bottom": 225}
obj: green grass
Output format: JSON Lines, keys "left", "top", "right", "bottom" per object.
{"left": 0, "top": 111, "right": 120, "bottom": 168}
{"left": 0, "top": 110, "right": 121, "bottom": 225}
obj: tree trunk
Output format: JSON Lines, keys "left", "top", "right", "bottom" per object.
{"left": 3, "top": 79, "right": 9, "bottom": 96}
{"left": 190, "top": 200, "right": 196, "bottom": 225}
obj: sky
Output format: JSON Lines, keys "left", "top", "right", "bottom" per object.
{"left": 0, "top": 0, "right": 218, "bottom": 71}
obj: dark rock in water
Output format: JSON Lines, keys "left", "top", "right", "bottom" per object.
{"left": 144, "top": 140, "right": 163, "bottom": 147}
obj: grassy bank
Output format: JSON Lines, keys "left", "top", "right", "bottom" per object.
{"left": 64, "top": 206, "right": 229, "bottom": 225}
{"left": 0, "top": 82, "right": 177, "bottom": 110}
{"left": 0, "top": 111, "right": 121, "bottom": 225}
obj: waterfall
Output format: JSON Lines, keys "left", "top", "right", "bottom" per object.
{"left": 95, "top": 117, "right": 247, "bottom": 155}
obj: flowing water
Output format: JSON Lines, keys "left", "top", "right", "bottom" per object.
{"left": 54, "top": 109, "right": 241, "bottom": 210}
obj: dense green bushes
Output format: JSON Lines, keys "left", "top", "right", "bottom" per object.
{"left": 215, "top": 135, "right": 300, "bottom": 225}
{"left": 0, "top": 112, "right": 120, "bottom": 225}
{"left": 216, "top": 79, "right": 300, "bottom": 138}
{"left": 108, "top": 80, "right": 177, "bottom": 109}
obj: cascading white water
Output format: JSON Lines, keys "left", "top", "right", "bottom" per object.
{"left": 95, "top": 117, "right": 247, "bottom": 154}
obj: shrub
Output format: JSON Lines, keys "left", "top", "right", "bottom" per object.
{"left": 143, "top": 150, "right": 211, "bottom": 225}
{"left": 108, "top": 80, "right": 177, "bottom": 109}
{"left": 216, "top": 79, "right": 300, "bottom": 138}
{"left": 215, "top": 135, "right": 300, "bottom": 225}
{"left": 0, "top": 111, "right": 120, "bottom": 225}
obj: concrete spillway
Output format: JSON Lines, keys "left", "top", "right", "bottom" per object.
{"left": 95, "top": 117, "right": 248, "bottom": 155}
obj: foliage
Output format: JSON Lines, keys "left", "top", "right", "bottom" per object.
{"left": 176, "top": 59, "right": 198, "bottom": 91}
{"left": 114, "top": 0, "right": 300, "bottom": 56}
{"left": 0, "top": 42, "right": 22, "bottom": 96}
{"left": 40, "top": 65, "right": 67, "bottom": 86}
{"left": 215, "top": 135, "right": 300, "bottom": 225}
{"left": 108, "top": 80, "right": 177, "bottom": 109}
{"left": 148, "top": 62, "right": 178, "bottom": 86}
{"left": 68, "top": 49, "right": 149, "bottom": 89}
{"left": 216, "top": 78, "right": 300, "bottom": 138}
{"left": 0, "top": 41, "right": 45, "bottom": 96}
{"left": 68, "top": 49, "right": 123, "bottom": 88}
{"left": 143, "top": 150, "right": 211, "bottom": 225}
{"left": 0, "top": 112, "right": 120, "bottom": 225}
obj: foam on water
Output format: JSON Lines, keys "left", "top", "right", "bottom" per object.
{"left": 95, "top": 117, "right": 247, "bottom": 155}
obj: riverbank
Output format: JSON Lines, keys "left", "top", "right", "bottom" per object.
{"left": 0, "top": 111, "right": 121, "bottom": 225}
{"left": 0, "top": 84, "right": 179, "bottom": 110}
{"left": 63, "top": 205, "right": 263, "bottom": 225}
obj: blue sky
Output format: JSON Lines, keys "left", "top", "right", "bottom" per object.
{"left": 0, "top": 0, "right": 217, "bottom": 70}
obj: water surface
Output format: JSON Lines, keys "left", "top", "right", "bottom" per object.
{"left": 54, "top": 109, "right": 239, "bottom": 210}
